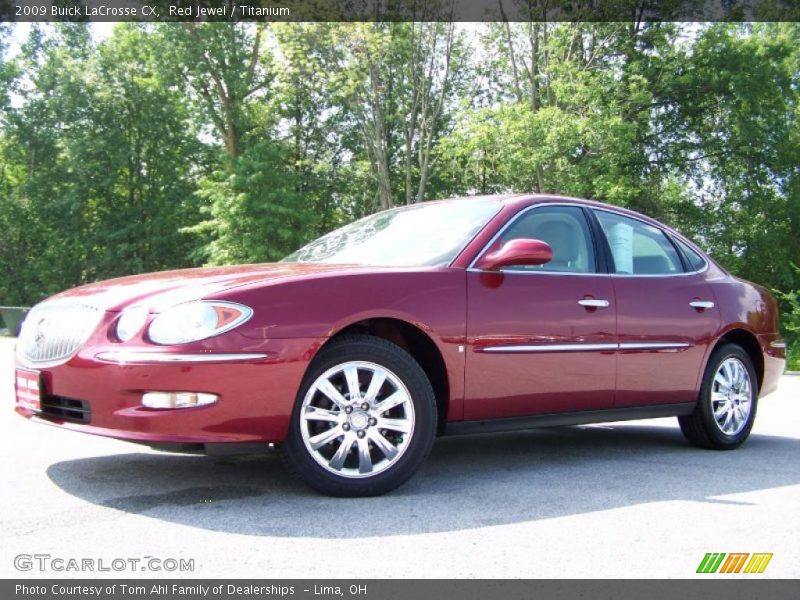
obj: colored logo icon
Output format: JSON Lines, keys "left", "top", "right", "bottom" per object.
{"left": 697, "top": 553, "right": 773, "bottom": 574}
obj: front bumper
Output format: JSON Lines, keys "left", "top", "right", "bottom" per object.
{"left": 15, "top": 334, "right": 322, "bottom": 445}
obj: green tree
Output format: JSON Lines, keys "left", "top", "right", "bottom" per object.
{"left": 322, "top": 22, "right": 467, "bottom": 210}
{"left": 157, "top": 23, "right": 313, "bottom": 264}
{"left": 273, "top": 23, "right": 353, "bottom": 235}
{"left": 0, "top": 24, "right": 204, "bottom": 302}
{"left": 664, "top": 24, "right": 800, "bottom": 292}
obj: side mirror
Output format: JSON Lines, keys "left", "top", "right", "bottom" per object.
{"left": 475, "top": 238, "right": 553, "bottom": 271}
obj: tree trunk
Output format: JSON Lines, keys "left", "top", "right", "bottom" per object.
{"left": 499, "top": 1, "right": 523, "bottom": 103}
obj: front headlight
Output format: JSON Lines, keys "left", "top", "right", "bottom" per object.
{"left": 116, "top": 306, "right": 149, "bottom": 342}
{"left": 148, "top": 301, "right": 253, "bottom": 345}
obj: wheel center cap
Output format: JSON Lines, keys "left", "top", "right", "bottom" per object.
{"left": 349, "top": 411, "right": 369, "bottom": 431}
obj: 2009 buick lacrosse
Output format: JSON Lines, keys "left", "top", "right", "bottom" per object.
{"left": 14, "top": 195, "right": 786, "bottom": 496}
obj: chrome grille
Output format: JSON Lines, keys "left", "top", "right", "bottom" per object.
{"left": 17, "top": 301, "right": 103, "bottom": 366}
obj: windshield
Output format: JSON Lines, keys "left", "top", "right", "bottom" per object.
{"left": 282, "top": 198, "right": 502, "bottom": 267}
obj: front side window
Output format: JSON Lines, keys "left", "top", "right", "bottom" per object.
{"left": 595, "top": 210, "right": 682, "bottom": 275}
{"left": 496, "top": 205, "right": 596, "bottom": 273}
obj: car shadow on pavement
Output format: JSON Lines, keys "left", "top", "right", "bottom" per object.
{"left": 46, "top": 423, "right": 800, "bottom": 538}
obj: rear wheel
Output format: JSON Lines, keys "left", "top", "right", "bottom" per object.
{"left": 283, "top": 335, "right": 437, "bottom": 496}
{"left": 679, "top": 343, "right": 758, "bottom": 450}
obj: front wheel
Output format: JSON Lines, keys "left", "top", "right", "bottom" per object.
{"left": 283, "top": 335, "right": 437, "bottom": 496}
{"left": 679, "top": 343, "right": 758, "bottom": 450}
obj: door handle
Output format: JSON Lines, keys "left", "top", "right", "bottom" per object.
{"left": 578, "top": 299, "right": 610, "bottom": 308}
{"left": 689, "top": 300, "right": 715, "bottom": 310}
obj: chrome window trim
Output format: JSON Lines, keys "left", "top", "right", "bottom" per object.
{"left": 468, "top": 201, "right": 710, "bottom": 278}
{"left": 467, "top": 267, "right": 606, "bottom": 277}
{"left": 480, "top": 341, "right": 691, "bottom": 354}
{"left": 95, "top": 351, "right": 269, "bottom": 364}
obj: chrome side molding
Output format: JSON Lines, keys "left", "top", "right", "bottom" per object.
{"left": 481, "top": 341, "right": 691, "bottom": 354}
{"left": 482, "top": 343, "right": 618, "bottom": 353}
{"left": 618, "top": 342, "right": 691, "bottom": 350}
{"left": 96, "top": 351, "right": 269, "bottom": 364}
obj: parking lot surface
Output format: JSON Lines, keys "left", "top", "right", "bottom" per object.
{"left": 1, "top": 337, "right": 798, "bottom": 578}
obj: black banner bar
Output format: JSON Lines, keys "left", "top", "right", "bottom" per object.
{"left": 3, "top": 0, "right": 800, "bottom": 23}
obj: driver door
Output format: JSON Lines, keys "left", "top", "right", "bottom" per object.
{"left": 464, "top": 205, "right": 617, "bottom": 420}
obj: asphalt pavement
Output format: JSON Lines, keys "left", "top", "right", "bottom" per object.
{"left": 1, "top": 337, "right": 798, "bottom": 578}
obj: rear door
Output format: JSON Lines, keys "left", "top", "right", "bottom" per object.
{"left": 464, "top": 204, "right": 617, "bottom": 420}
{"left": 591, "top": 209, "right": 720, "bottom": 407}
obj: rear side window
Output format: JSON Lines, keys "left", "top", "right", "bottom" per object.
{"left": 673, "top": 237, "right": 707, "bottom": 272}
{"left": 594, "top": 210, "right": 682, "bottom": 275}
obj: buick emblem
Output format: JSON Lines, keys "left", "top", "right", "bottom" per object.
{"left": 33, "top": 317, "right": 47, "bottom": 343}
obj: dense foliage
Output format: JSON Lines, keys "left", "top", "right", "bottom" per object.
{"left": 0, "top": 22, "right": 798, "bottom": 367}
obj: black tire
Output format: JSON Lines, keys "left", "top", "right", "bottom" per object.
{"left": 679, "top": 343, "right": 758, "bottom": 450}
{"left": 282, "top": 334, "right": 437, "bottom": 497}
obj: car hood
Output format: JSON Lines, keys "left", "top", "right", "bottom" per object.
{"left": 47, "top": 263, "right": 373, "bottom": 313}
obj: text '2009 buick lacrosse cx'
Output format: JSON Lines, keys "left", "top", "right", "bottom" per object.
{"left": 14, "top": 195, "right": 786, "bottom": 496}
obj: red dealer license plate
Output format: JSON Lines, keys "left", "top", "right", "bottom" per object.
{"left": 15, "top": 368, "right": 42, "bottom": 412}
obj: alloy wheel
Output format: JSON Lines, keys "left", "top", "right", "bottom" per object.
{"left": 299, "top": 361, "right": 416, "bottom": 478}
{"left": 710, "top": 357, "right": 753, "bottom": 436}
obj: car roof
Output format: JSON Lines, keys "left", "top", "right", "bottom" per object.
{"left": 429, "top": 192, "right": 706, "bottom": 250}
{"left": 428, "top": 193, "right": 662, "bottom": 227}
{"left": 501, "top": 193, "right": 653, "bottom": 221}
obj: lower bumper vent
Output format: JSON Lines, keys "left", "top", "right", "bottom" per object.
{"left": 40, "top": 396, "right": 91, "bottom": 424}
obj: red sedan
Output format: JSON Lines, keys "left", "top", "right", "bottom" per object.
{"left": 14, "top": 195, "right": 786, "bottom": 496}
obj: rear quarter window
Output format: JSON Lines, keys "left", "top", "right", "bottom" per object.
{"left": 673, "top": 237, "right": 707, "bottom": 272}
